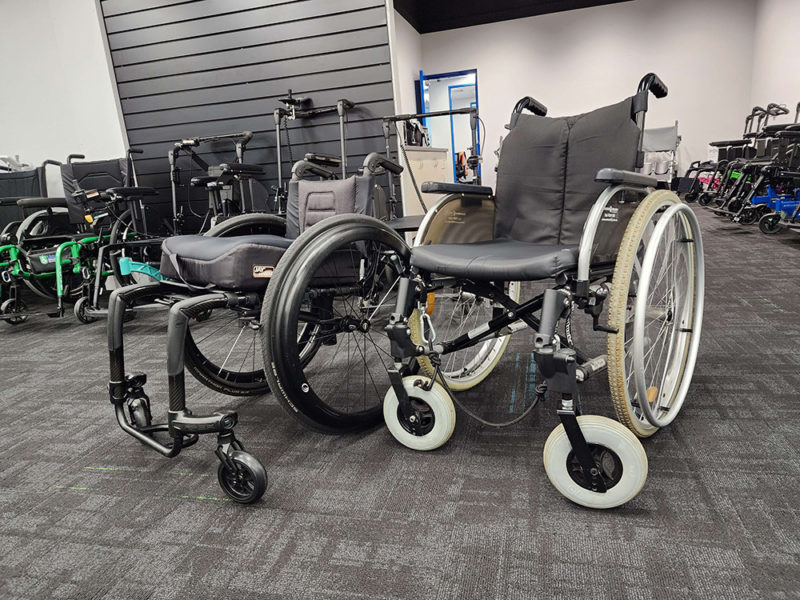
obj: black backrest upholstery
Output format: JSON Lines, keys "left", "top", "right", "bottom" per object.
{"left": 0, "top": 167, "right": 46, "bottom": 199}
{"left": 494, "top": 97, "right": 639, "bottom": 246}
{"left": 62, "top": 158, "right": 127, "bottom": 224}
{"left": 61, "top": 158, "right": 127, "bottom": 197}
{"left": 285, "top": 174, "right": 374, "bottom": 239}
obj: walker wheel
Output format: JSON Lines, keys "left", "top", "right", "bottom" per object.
{"left": 1, "top": 298, "right": 28, "bottom": 325}
{"left": 217, "top": 451, "right": 268, "bottom": 504}
{"left": 759, "top": 212, "right": 782, "bottom": 235}
{"left": 73, "top": 296, "right": 97, "bottom": 324}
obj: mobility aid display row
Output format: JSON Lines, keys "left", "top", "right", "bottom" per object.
{"left": 257, "top": 74, "right": 705, "bottom": 508}
{"left": 105, "top": 153, "right": 403, "bottom": 503}
{"left": 0, "top": 152, "right": 163, "bottom": 324}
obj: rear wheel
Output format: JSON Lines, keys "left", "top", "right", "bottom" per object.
{"left": 607, "top": 190, "right": 704, "bottom": 437}
{"left": 181, "top": 213, "right": 287, "bottom": 396}
{"left": 261, "top": 215, "right": 411, "bottom": 433}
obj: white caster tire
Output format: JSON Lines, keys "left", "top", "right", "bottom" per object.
{"left": 383, "top": 376, "right": 456, "bottom": 451}
{"left": 543, "top": 415, "right": 648, "bottom": 509}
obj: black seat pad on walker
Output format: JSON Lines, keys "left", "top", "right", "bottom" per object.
{"left": 410, "top": 239, "right": 578, "bottom": 281}
{"left": 160, "top": 234, "right": 292, "bottom": 291}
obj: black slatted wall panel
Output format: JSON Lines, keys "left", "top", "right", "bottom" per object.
{"left": 99, "top": 0, "right": 394, "bottom": 225}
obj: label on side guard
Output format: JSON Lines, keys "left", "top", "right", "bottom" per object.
{"left": 601, "top": 206, "right": 619, "bottom": 222}
{"left": 253, "top": 265, "right": 274, "bottom": 278}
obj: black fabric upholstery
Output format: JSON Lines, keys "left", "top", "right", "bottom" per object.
{"left": 285, "top": 175, "right": 373, "bottom": 239}
{"left": 62, "top": 158, "right": 127, "bottom": 224}
{"left": 410, "top": 239, "right": 578, "bottom": 281}
{"left": 160, "top": 234, "right": 292, "bottom": 291}
{"left": 420, "top": 182, "right": 493, "bottom": 196}
{"left": 494, "top": 97, "right": 639, "bottom": 246}
{"left": 0, "top": 167, "right": 45, "bottom": 199}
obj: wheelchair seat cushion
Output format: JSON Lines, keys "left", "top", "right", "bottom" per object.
{"left": 160, "top": 234, "right": 292, "bottom": 291}
{"left": 410, "top": 239, "right": 578, "bottom": 281}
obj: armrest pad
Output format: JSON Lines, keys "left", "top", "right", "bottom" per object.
{"left": 16, "top": 197, "right": 68, "bottom": 209}
{"left": 190, "top": 176, "right": 217, "bottom": 187}
{"left": 595, "top": 169, "right": 658, "bottom": 187}
{"left": 763, "top": 124, "right": 793, "bottom": 134}
{"left": 220, "top": 163, "right": 263, "bottom": 175}
{"left": 709, "top": 139, "right": 751, "bottom": 147}
{"left": 776, "top": 130, "right": 800, "bottom": 139}
{"left": 420, "top": 181, "right": 493, "bottom": 196}
{"left": 106, "top": 186, "right": 158, "bottom": 197}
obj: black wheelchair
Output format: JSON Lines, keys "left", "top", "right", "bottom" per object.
{"left": 258, "top": 74, "right": 706, "bottom": 508}
{"left": 106, "top": 153, "right": 403, "bottom": 503}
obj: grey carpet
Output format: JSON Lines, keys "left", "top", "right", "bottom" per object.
{"left": 1, "top": 207, "right": 799, "bottom": 599}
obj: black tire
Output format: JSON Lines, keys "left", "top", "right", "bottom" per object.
{"left": 204, "top": 212, "right": 286, "bottom": 237}
{"left": 261, "top": 214, "right": 411, "bottom": 434}
{"left": 73, "top": 296, "right": 97, "bottom": 324}
{"left": 759, "top": 212, "right": 782, "bottom": 235}
{"left": 217, "top": 451, "right": 267, "bottom": 504}
{"left": 697, "top": 192, "right": 713, "bottom": 207}
{"left": 727, "top": 199, "right": 743, "bottom": 216}
{"left": 181, "top": 213, "right": 287, "bottom": 397}
{"left": 738, "top": 207, "right": 757, "bottom": 225}
{"left": 1, "top": 298, "right": 28, "bottom": 325}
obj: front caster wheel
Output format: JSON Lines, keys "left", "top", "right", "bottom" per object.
{"left": 217, "top": 451, "right": 268, "bottom": 504}
{"left": 73, "top": 296, "right": 97, "bottom": 324}
{"left": 543, "top": 415, "right": 648, "bottom": 509}
{"left": 759, "top": 212, "right": 782, "bottom": 235}
{"left": 1, "top": 298, "right": 28, "bottom": 325}
{"left": 383, "top": 376, "right": 455, "bottom": 451}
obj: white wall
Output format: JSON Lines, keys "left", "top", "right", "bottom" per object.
{"left": 406, "top": 0, "right": 760, "bottom": 189}
{"left": 0, "top": 0, "right": 126, "bottom": 195}
{"left": 751, "top": 0, "right": 800, "bottom": 124}
{"left": 390, "top": 11, "right": 423, "bottom": 115}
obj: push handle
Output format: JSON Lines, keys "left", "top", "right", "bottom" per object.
{"left": 67, "top": 154, "right": 86, "bottom": 164}
{"left": 127, "top": 148, "right": 144, "bottom": 155}
{"left": 291, "top": 160, "right": 336, "bottom": 180}
{"left": 515, "top": 96, "right": 548, "bottom": 117}
{"left": 362, "top": 152, "right": 403, "bottom": 175}
{"left": 638, "top": 73, "right": 668, "bottom": 99}
{"left": 767, "top": 103, "right": 789, "bottom": 116}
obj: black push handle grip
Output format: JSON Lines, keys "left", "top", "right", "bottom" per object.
{"left": 292, "top": 160, "right": 336, "bottom": 180}
{"left": 338, "top": 99, "right": 356, "bottom": 111}
{"left": 240, "top": 131, "right": 253, "bottom": 145}
{"left": 767, "top": 103, "right": 789, "bottom": 116}
{"left": 362, "top": 152, "right": 403, "bottom": 175}
{"left": 638, "top": 73, "right": 668, "bottom": 99}
{"left": 751, "top": 106, "right": 767, "bottom": 115}
{"left": 514, "top": 96, "right": 548, "bottom": 117}
{"left": 127, "top": 148, "right": 144, "bottom": 155}
{"left": 67, "top": 154, "right": 86, "bottom": 164}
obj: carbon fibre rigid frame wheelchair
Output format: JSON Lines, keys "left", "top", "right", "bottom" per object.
{"left": 258, "top": 74, "right": 705, "bottom": 509}
{"left": 106, "top": 153, "right": 403, "bottom": 503}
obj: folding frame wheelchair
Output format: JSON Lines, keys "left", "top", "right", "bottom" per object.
{"left": 259, "top": 74, "right": 705, "bottom": 509}
{"left": 105, "top": 153, "right": 403, "bottom": 503}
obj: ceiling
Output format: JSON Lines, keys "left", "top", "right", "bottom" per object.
{"left": 394, "top": 0, "right": 632, "bottom": 34}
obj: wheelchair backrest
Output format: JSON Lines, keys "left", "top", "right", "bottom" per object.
{"left": 494, "top": 97, "right": 639, "bottom": 246}
{"left": 285, "top": 174, "right": 374, "bottom": 239}
{"left": 0, "top": 166, "right": 46, "bottom": 199}
{"left": 0, "top": 166, "right": 46, "bottom": 231}
{"left": 62, "top": 158, "right": 128, "bottom": 224}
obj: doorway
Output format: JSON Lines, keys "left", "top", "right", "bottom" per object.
{"left": 418, "top": 69, "right": 479, "bottom": 182}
